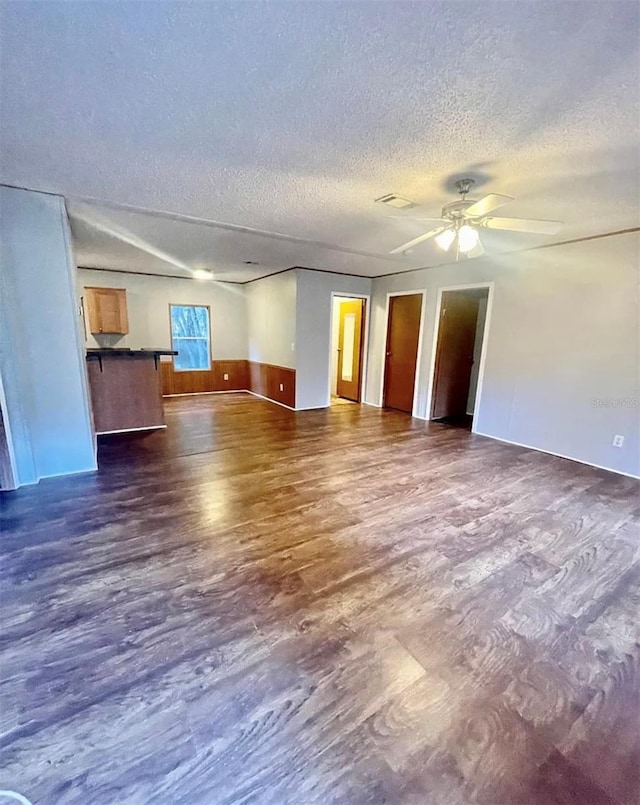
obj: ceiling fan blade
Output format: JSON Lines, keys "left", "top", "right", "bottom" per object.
{"left": 383, "top": 216, "right": 447, "bottom": 221}
{"left": 482, "top": 216, "right": 562, "bottom": 235}
{"left": 464, "top": 193, "right": 513, "bottom": 217}
{"left": 390, "top": 226, "right": 447, "bottom": 255}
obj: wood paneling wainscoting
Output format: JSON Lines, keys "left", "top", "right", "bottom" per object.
{"left": 248, "top": 361, "right": 296, "bottom": 408}
{"left": 161, "top": 359, "right": 295, "bottom": 408}
{"left": 161, "top": 359, "right": 249, "bottom": 396}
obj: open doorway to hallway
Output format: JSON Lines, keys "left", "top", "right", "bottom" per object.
{"left": 330, "top": 295, "right": 367, "bottom": 405}
{"left": 428, "top": 285, "right": 491, "bottom": 430}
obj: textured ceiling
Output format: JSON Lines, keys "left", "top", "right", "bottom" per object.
{"left": 1, "top": 1, "right": 638, "bottom": 280}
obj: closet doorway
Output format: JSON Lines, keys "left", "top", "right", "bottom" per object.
{"left": 330, "top": 295, "right": 368, "bottom": 404}
{"left": 428, "top": 284, "right": 492, "bottom": 429}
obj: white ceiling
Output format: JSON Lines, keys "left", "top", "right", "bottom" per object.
{"left": 1, "top": 1, "right": 638, "bottom": 282}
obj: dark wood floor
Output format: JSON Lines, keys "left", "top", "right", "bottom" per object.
{"left": 1, "top": 393, "right": 639, "bottom": 805}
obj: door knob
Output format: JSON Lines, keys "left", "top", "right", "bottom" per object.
{"left": 386, "top": 352, "right": 392, "bottom": 357}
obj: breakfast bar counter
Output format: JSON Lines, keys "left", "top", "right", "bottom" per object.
{"left": 86, "top": 348, "right": 177, "bottom": 434}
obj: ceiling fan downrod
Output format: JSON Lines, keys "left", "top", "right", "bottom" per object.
{"left": 454, "top": 178, "right": 475, "bottom": 199}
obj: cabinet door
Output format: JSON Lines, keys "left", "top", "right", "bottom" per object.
{"left": 85, "top": 287, "right": 129, "bottom": 334}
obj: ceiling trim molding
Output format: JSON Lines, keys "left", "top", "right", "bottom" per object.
{"left": 77, "top": 264, "right": 375, "bottom": 286}
{"left": 241, "top": 265, "right": 372, "bottom": 285}
{"left": 77, "top": 265, "right": 245, "bottom": 285}
{"left": 4, "top": 181, "right": 404, "bottom": 263}
{"left": 375, "top": 227, "right": 640, "bottom": 280}
{"left": 1, "top": 181, "right": 64, "bottom": 199}
{"left": 239, "top": 266, "right": 297, "bottom": 285}
{"left": 8, "top": 183, "right": 637, "bottom": 284}
{"left": 65, "top": 191, "right": 406, "bottom": 264}
{"left": 76, "top": 227, "right": 640, "bottom": 285}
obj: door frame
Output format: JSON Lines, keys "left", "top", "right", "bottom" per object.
{"left": 327, "top": 292, "right": 371, "bottom": 405}
{"left": 379, "top": 289, "right": 427, "bottom": 416}
{"left": 0, "top": 370, "right": 18, "bottom": 490}
{"left": 424, "top": 282, "right": 494, "bottom": 433}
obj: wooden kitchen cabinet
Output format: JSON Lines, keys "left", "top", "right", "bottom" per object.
{"left": 84, "top": 287, "right": 129, "bottom": 335}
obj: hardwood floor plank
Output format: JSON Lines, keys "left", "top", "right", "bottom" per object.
{"left": 556, "top": 649, "right": 640, "bottom": 804}
{"left": 1, "top": 393, "right": 638, "bottom": 804}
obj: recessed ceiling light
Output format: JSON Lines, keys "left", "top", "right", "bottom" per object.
{"left": 375, "top": 193, "right": 417, "bottom": 209}
{"left": 193, "top": 269, "right": 214, "bottom": 280}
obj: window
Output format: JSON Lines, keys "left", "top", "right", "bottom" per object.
{"left": 170, "top": 304, "right": 211, "bottom": 371}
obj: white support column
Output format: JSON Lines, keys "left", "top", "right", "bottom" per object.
{"left": 0, "top": 186, "right": 97, "bottom": 486}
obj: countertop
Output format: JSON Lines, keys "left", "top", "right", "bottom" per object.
{"left": 86, "top": 348, "right": 178, "bottom": 358}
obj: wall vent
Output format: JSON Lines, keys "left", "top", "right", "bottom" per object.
{"left": 375, "top": 194, "right": 417, "bottom": 209}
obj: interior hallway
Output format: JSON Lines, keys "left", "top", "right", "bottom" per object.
{"left": 1, "top": 394, "right": 638, "bottom": 804}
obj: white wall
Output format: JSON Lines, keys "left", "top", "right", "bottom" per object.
{"left": 0, "top": 186, "right": 96, "bottom": 486}
{"left": 246, "top": 270, "right": 297, "bottom": 368}
{"left": 366, "top": 231, "right": 640, "bottom": 478}
{"left": 296, "top": 269, "right": 372, "bottom": 409}
{"left": 77, "top": 269, "right": 248, "bottom": 359}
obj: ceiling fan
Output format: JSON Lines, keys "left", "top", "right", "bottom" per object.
{"left": 389, "top": 179, "right": 562, "bottom": 257}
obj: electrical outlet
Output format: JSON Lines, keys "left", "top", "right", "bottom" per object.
{"left": 612, "top": 435, "right": 624, "bottom": 448}
{"left": 223, "top": 373, "right": 229, "bottom": 381}
{"left": 291, "top": 342, "right": 295, "bottom": 351}
{"left": 279, "top": 383, "right": 284, "bottom": 391}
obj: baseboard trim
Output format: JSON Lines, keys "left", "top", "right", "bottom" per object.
{"left": 163, "top": 389, "right": 301, "bottom": 412}
{"left": 247, "top": 391, "right": 297, "bottom": 411}
{"left": 473, "top": 430, "right": 640, "bottom": 480}
{"left": 163, "top": 390, "right": 249, "bottom": 398}
{"left": 36, "top": 465, "right": 98, "bottom": 484}
{"left": 97, "top": 425, "right": 168, "bottom": 435}
{"left": 362, "top": 400, "right": 382, "bottom": 408}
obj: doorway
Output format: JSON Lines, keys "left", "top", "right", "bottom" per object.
{"left": 383, "top": 292, "right": 424, "bottom": 414}
{"left": 429, "top": 286, "right": 490, "bottom": 428}
{"left": 330, "top": 296, "right": 367, "bottom": 404}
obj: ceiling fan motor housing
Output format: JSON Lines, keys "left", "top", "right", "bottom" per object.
{"left": 441, "top": 199, "right": 477, "bottom": 222}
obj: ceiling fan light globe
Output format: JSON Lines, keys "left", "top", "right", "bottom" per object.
{"left": 458, "top": 225, "right": 480, "bottom": 253}
{"left": 435, "top": 228, "right": 456, "bottom": 251}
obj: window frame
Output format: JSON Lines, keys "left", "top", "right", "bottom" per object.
{"left": 168, "top": 303, "right": 212, "bottom": 373}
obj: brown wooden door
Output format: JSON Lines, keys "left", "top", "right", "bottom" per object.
{"left": 431, "top": 291, "right": 480, "bottom": 419}
{"left": 383, "top": 293, "right": 423, "bottom": 413}
{"left": 336, "top": 299, "right": 365, "bottom": 402}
